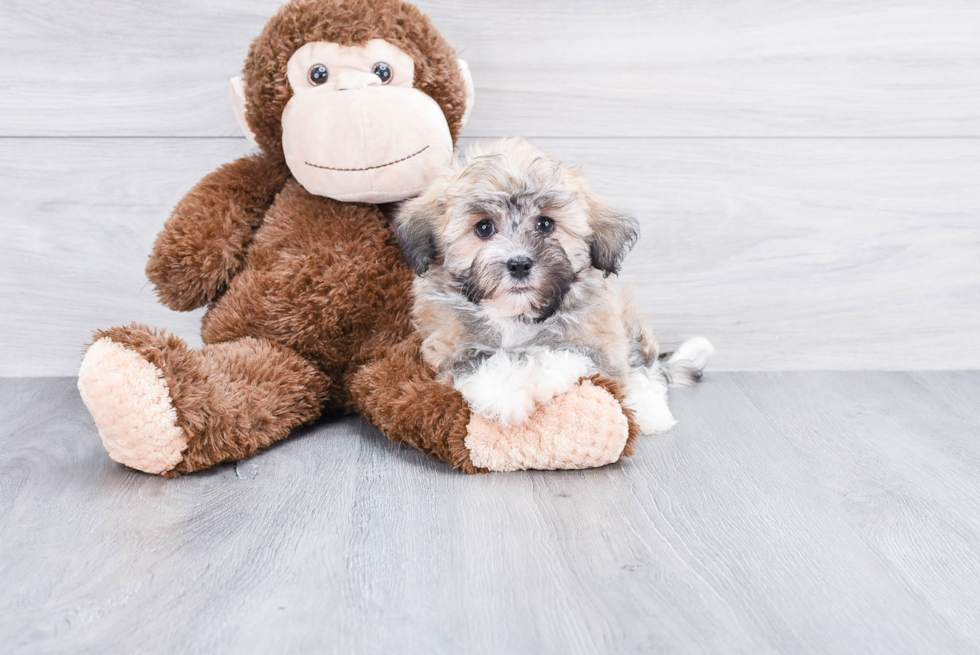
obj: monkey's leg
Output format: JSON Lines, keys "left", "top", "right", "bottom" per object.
{"left": 77, "top": 324, "right": 328, "bottom": 476}
{"left": 350, "top": 337, "right": 641, "bottom": 473}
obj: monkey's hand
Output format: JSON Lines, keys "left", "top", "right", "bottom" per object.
{"left": 463, "top": 375, "right": 638, "bottom": 471}
{"left": 146, "top": 151, "right": 290, "bottom": 311}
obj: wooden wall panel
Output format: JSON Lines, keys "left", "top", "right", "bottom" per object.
{"left": 2, "top": 136, "right": 977, "bottom": 374}
{"left": 1, "top": 0, "right": 978, "bottom": 137}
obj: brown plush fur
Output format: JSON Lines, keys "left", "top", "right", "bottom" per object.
{"left": 86, "top": 0, "right": 634, "bottom": 475}
{"left": 196, "top": 180, "right": 417, "bottom": 411}
{"left": 350, "top": 335, "right": 484, "bottom": 473}
{"left": 93, "top": 324, "right": 329, "bottom": 477}
{"left": 132, "top": 0, "right": 480, "bottom": 474}
{"left": 146, "top": 152, "right": 290, "bottom": 312}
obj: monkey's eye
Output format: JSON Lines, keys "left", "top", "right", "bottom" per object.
{"left": 475, "top": 219, "right": 496, "bottom": 240}
{"left": 308, "top": 64, "right": 329, "bottom": 86}
{"left": 372, "top": 62, "right": 393, "bottom": 84}
{"left": 536, "top": 216, "right": 556, "bottom": 235}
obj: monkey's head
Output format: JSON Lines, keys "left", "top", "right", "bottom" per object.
{"left": 231, "top": 0, "right": 475, "bottom": 204}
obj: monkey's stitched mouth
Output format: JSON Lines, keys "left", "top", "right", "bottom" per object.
{"left": 305, "top": 145, "right": 430, "bottom": 172}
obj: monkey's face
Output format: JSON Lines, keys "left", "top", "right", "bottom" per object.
{"left": 234, "top": 0, "right": 475, "bottom": 204}
{"left": 278, "top": 39, "right": 456, "bottom": 204}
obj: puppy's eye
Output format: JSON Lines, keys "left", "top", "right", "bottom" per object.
{"left": 372, "top": 62, "right": 393, "bottom": 84}
{"left": 536, "top": 216, "right": 556, "bottom": 234}
{"left": 475, "top": 219, "right": 496, "bottom": 239}
{"left": 308, "top": 64, "right": 329, "bottom": 86}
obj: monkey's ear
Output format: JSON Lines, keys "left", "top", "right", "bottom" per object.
{"left": 393, "top": 196, "right": 443, "bottom": 276}
{"left": 457, "top": 60, "right": 476, "bottom": 129}
{"left": 230, "top": 77, "right": 258, "bottom": 145}
{"left": 584, "top": 189, "right": 639, "bottom": 276}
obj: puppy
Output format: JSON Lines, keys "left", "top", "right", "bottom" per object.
{"left": 393, "top": 138, "right": 712, "bottom": 433}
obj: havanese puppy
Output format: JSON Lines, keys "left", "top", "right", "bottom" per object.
{"left": 393, "top": 138, "right": 712, "bottom": 433}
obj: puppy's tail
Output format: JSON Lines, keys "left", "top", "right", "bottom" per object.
{"left": 658, "top": 337, "right": 714, "bottom": 387}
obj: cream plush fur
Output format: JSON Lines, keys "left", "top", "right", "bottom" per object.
{"left": 464, "top": 379, "right": 630, "bottom": 471}
{"left": 77, "top": 338, "right": 187, "bottom": 474}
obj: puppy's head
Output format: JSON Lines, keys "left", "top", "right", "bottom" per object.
{"left": 394, "top": 138, "right": 638, "bottom": 321}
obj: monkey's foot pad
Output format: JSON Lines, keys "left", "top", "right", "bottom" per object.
{"left": 77, "top": 338, "right": 187, "bottom": 474}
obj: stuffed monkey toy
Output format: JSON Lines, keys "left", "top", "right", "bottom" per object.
{"left": 77, "top": 0, "right": 641, "bottom": 476}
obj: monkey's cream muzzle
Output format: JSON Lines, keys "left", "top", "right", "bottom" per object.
{"left": 281, "top": 83, "right": 453, "bottom": 203}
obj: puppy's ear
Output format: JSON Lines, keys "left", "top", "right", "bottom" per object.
{"left": 393, "top": 194, "right": 443, "bottom": 276}
{"left": 580, "top": 179, "right": 639, "bottom": 276}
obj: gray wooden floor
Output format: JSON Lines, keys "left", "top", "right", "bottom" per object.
{"left": 2, "top": 373, "right": 979, "bottom": 654}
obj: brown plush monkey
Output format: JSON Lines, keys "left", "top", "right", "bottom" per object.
{"left": 77, "top": 0, "right": 640, "bottom": 476}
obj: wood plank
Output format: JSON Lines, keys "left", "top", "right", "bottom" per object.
{"left": 2, "top": 373, "right": 980, "bottom": 652}
{"left": 588, "top": 137, "right": 980, "bottom": 371}
{"left": 0, "top": 138, "right": 221, "bottom": 376}
{"left": 722, "top": 371, "right": 980, "bottom": 646}
{"left": 1, "top": 0, "right": 979, "bottom": 137}
{"left": 2, "top": 136, "right": 978, "bottom": 375}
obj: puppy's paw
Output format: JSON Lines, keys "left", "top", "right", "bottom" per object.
{"left": 454, "top": 350, "right": 597, "bottom": 427}
{"left": 526, "top": 350, "right": 596, "bottom": 405}
{"left": 453, "top": 353, "right": 537, "bottom": 426}
{"left": 624, "top": 369, "right": 677, "bottom": 435}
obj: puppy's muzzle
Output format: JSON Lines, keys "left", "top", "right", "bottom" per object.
{"left": 507, "top": 257, "right": 533, "bottom": 280}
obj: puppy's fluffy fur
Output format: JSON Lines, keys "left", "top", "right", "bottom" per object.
{"left": 394, "top": 138, "right": 712, "bottom": 432}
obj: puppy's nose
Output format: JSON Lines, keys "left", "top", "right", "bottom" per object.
{"left": 507, "top": 257, "right": 533, "bottom": 280}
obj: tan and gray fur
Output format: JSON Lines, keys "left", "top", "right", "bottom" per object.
{"left": 395, "top": 138, "right": 711, "bottom": 429}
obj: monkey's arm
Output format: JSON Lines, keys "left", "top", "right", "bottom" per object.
{"left": 146, "top": 151, "right": 290, "bottom": 311}
{"left": 351, "top": 336, "right": 482, "bottom": 470}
